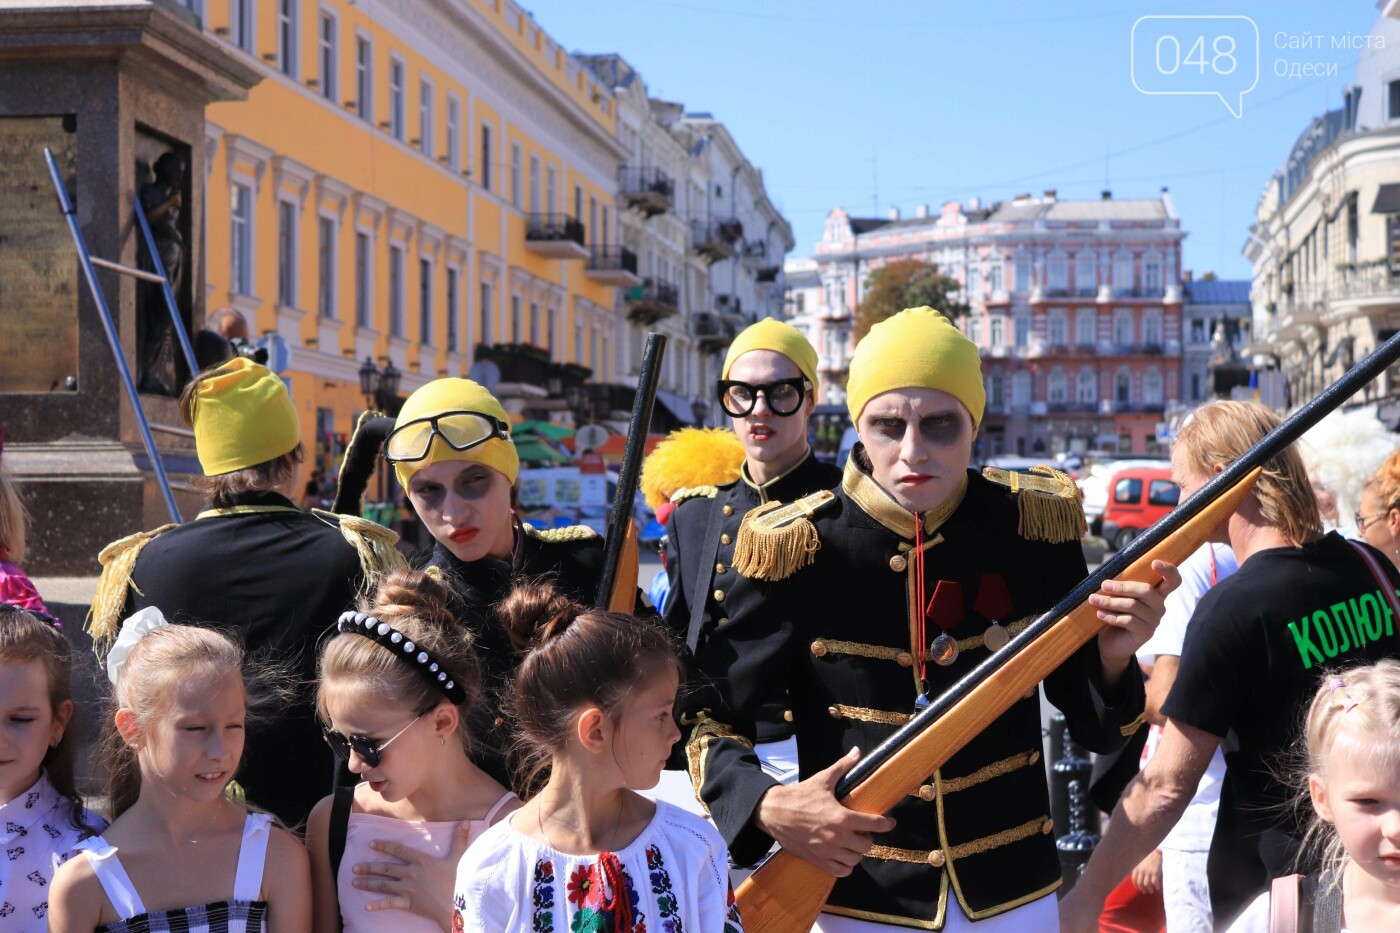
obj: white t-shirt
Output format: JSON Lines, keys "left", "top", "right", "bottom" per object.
{"left": 1137, "top": 542, "right": 1235, "bottom": 853}
{"left": 453, "top": 799, "right": 742, "bottom": 932}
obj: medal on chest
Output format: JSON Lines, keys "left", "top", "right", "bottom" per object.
{"left": 912, "top": 516, "right": 965, "bottom": 709}
{"left": 976, "top": 572, "right": 1014, "bottom": 652}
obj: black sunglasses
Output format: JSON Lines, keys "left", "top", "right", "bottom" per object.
{"left": 717, "top": 377, "right": 812, "bottom": 418}
{"left": 322, "top": 705, "right": 433, "bottom": 769}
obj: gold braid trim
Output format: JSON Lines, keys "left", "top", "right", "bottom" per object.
{"left": 955, "top": 615, "right": 1037, "bottom": 654}
{"left": 1120, "top": 713, "right": 1147, "bottom": 737}
{"left": 684, "top": 712, "right": 754, "bottom": 811}
{"left": 423, "top": 565, "right": 446, "bottom": 583}
{"left": 313, "top": 510, "right": 407, "bottom": 592}
{"left": 670, "top": 485, "right": 719, "bottom": 504}
{"left": 947, "top": 817, "right": 1051, "bottom": 860}
{"left": 731, "top": 489, "right": 835, "bottom": 581}
{"left": 87, "top": 524, "right": 177, "bottom": 652}
{"left": 817, "top": 639, "right": 907, "bottom": 662}
{"left": 981, "top": 465, "right": 1087, "bottom": 544}
{"left": 523, "top": 524, "right": 599, "bottom": 543}
{"left": 867, "top": 844, "right": 939, "bottom": 864}
{"left": 940, "top": 750, "right": 1040, "bottom": 794}
{"left": 827, "top": 704, "right": 912, "bottom": 726}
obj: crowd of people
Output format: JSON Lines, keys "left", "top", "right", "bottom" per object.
{"left": 1, "top": 308, "right": 1398, "bottom": 932}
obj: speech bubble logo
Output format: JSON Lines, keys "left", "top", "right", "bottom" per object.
{"left": 1131, "top": 15, "right": 1259, "bottom": 118}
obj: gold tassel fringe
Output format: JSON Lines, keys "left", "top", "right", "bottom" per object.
{"left": 316, "top": 510, "right": 408, "bottom": 591}
{"left": 731, "top": 493, "right": 829, "bottom": 582}
{"left": 86, "top": 524, "right": 177, "bottom": 652}
{"left": 1015, "top": 466, "right": 1088, "bottom": 544}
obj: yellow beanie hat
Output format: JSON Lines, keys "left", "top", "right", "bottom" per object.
{"left": 191, "top": 357, "right": 301, "bottom": 476}
{"left": 846, "top": 307, "right": 985, "bottom": 426}
{"left": 392, "top": 378, "right": 519, "bottom": 488}
{"left": 721, "top": 317, "right": 819, "bottom": 396}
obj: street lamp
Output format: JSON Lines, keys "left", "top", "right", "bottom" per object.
{"left": 358, "top": 357, "right": 380, "bottom": 409}
{"left": 357, "top": 358, "right": 403, "bottom": 506}
{"left": 378, "top": 360, "right": 401, "bottom": 411}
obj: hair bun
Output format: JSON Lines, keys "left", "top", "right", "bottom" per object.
{"left": 370, "top": 569, "right": 461, "bottom": 636}
{"left": 497, "top": 579, "right": 585, "bottom": 652}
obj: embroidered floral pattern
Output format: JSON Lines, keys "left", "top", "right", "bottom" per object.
{"left": 644, "top": 845, "right": 682, "bottom": 933}
{"left": 532, "top": 858, "right": 556, "bottom": 932}
{"left": 452, "top": 893, "right": 466, "bottom": 933}
{"left": 724, "top": 882, "right": 744, "bottom": 932}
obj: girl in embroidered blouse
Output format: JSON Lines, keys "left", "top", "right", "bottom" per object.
{"left": 0, "top": 607, "right": 104, "bottom": 927}
{"left": 453, "top": 580, "right": 743, "bottom": 932}
{"left": 49, "top": 618, "right": 310, "bottom": 933}
{"left": 306, "top": 569, "right": 516, "bottom": 933}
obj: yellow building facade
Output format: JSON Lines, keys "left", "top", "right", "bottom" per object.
{"left": 200, "top": 0, "right": 629, "bottom": 460}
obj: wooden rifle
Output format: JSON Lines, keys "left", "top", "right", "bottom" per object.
{"left": 734, "top": 330, "right": 1400, "bottom": 932}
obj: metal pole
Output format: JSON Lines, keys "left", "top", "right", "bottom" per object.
{"left": 44, "top": 147, "right": 182, "bottom": 524}
{"left": 133, "top": 194, "right": 199, "bottom": 376}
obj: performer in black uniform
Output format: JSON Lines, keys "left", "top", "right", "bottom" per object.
{"left": 89, "top": 357, "right": 403, "bottom": 827}
{"left": 685, "top": 307, "right": 1176, "bottom": 930}
{"left": 384, "top": 377, "right": 648, "bottom": 789}
{"left": 665, "top": 318, "right": 841, "bottom": 774}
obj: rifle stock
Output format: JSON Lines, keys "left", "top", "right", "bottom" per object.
{"left": 734, "top": 467, "right": 1261, "bottom": 933}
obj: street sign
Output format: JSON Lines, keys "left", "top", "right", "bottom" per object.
{"left": 576, "top": 423, "right": 609, "bottom": 452}
{"left": 468, "top": 359, "right": 501, "bottom": 391}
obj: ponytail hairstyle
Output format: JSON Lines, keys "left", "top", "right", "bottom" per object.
{"left": 498, "top": 580, "right": 683, "bottom": 797}
{"left": 317, "top": 569, "right": 481, "bottom": 750}
{"left": 99, "top": 624, "right": 255, "bottom": 820}
{"left": 1294, "top": 659, "right": 1400, "bottom": 879}
{"left": 0, "top": 607, "right": 96, "bottom": 833}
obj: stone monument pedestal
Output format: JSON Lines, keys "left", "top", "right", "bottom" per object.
{"left": 0, "top": 2, "right": 260, "bottom": 575}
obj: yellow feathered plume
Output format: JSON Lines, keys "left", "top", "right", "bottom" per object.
{"left": 640, "top": 427, "right": 747, "bottom": 509}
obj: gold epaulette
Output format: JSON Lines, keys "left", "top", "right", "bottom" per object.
{"left": 669, "top": 485, "right": 719, "bottom": 504}
{"left": 312, "top": 510, "right": 408, "bottom": 592}
{"left": 87, "top": 524, "right": 178, "bottom": 651}
{"left": 523, "top": 523, "right": 599, "bottom": 544}
{"left": 731, "top": 489, "right": 837, "bottom": 582}
{"left": 981, "top": 465, "right": 1088, "bottom": 544}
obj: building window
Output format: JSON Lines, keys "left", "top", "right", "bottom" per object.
{"left": 418, "top": 79, "right": 433, "bottom": 156}
{"left": 1191, "top": 372, "right": 1201, "bottom": 399}
{"left": 1390, "top": 78, "right": 1400, "bottom": 120}
{"left": 1143, "top": 307, "right": 1163, "bottom": 346}
{"left": 1074, "top": 251, "right": 1096, "bottom": 296}
{"left": 389, "top": 57, "right": 405, "bottom": 141}
{"left": 528, "top": 155, "right": 540, "bottom": 213}
{"left": 968, "top": 315, "right": 982, "bottom": 345}
{"left": 355, "top": 36, "right": 372, "bottom": 121}
{"left": 1144, "top": 367, "right": 1163, "bottom": 404}
{"left": 1047, "top": 368, "right": 1067, "bottom": 403}
{"left": 446, "top": 95, "right": 460, "bottom": 171}
{"left": 277, "top": 200, "right": 297, "bottom": 307}
{"left": 1047, "top": 253, "right": 1067, "bottom": 292}
{"left": 1115, "top": 369, "right": 1132, "bottom": 404}
{"left": 601, "top": 205, "right": 609, "bottom": 246}
{"left": 388, "top": 244, "right": 405, "bottom": 338}
{"left": 1014, "top": 314, "right": 1029, "bottom": 348}
{"left": 1048, "top": 308, "right": 1067, "bottom": 346}
{"left": 1114, "top": 253, "right": 1134, "bottom": 294}
{"left": 988, "top": 374, "right": 1004, "bottom": 410}
{"left": 418, "top": 257, "right": 433, "bottom": 346}
{"left": 510, "top": 295, "right": 521, "bottom": 343}
{"left": 1114, "top": 307, "right": 1133, "bottom": 346}
{"left": 546, "top": 165, "right": 556, "bottom": 216}
{"left": 574, "top": 320, "right": 584, "bottom": 363}
{"left": 510, "top": 143, "right": 522, "bottom": 208}
{"left": 354, "top": 231, "right": 371, "bottom": 328}
{"left": 1190, "top": 318, "right": 1207, "bottom": 343}
{"left": 479, "top": 124, "right": 492, "bottom": 191}
{"left": 989, "top": 315, "right": 1005, "bottom": 348}
{"left": 230, "top": 183, "right": 252, "bottom": 296}
{"left": 529, "top": 302, "right": 540, "bottom": 346}
{"left": 1014, "top": 253, "right": 1031, "bottom": 292}
{"left": 229, "top": 0, "right": 254, "bottom": 53}
{"left": 1075, "top": 307, "right": 1095, "bottom": 346}
{"left": 1144, "top": 260, "right": 1162, "bottom": 294}
{"left": 479, "top": 282, "right": 493, "bottom": 345}
{"left": 589, "top": 196, "right": 597, "bottom": 244}
{"left": 318, "top": 11, "right": 336, "bottom": 100}
{"left": 317, "top": 216, "right": 335, "bottom": 319}
{"left": 1012, "top": 371, "right": 1031, "bottom": 407}
{"left": 967, "top": 264, "right": 981, "bottom": 298}
{"left": 445, "top": 267, "right": 459, "bottom": 352}
{"left": 1076, "top": 368, "right": 1096, "bottom": 403}
{"left": 277, "top": 0, "right": 298, "bottom": 78}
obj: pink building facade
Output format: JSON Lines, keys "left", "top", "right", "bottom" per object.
{"left": 791, "top": 190, "right": 1185, "bottom": 457}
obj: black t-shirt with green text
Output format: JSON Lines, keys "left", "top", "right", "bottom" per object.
{"left": 1162, "top": 531, "right": 1400, "bottom": 924}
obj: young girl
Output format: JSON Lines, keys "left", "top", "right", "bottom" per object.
{"left": 0, "top": 450, "right": 51, "bottom": 619}
{"left": 307, "top": 569, "right": 516, "bottom": 933}
{"left": 453, "top": 581, "right": 743, "bottom": 931}
{"left": 1227, "top": 659, "right": 1400, "bottom": 931}
{"left": 49, "top": 616, "right": 310, "bottom": 932}
{"left": 0, "top": 607, "right": 103, "bottom": 929}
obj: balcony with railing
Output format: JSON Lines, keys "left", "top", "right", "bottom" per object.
{"left": 619, "top": 166, "right": 674, "bottom": 217}
{"left": 525, "top": 213, "right": 588, "bottom": 259}
{"left": 690, "top": 311, "right": 740, "bottom": 353}
{"left": 691, "top": 219, "right": 742, "bottom": 263}
{"left": 583, "top": 246, "right": 641, "bottom": 286}
{"left": 624, "top": 277, "right": 679, "bottom": 326}
{"left": 475, "top": 342, "right": 554, "bottom": 387}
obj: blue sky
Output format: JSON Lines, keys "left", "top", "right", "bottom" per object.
{"left": 522, "top": 0, "right": 1385, "bottom": 280}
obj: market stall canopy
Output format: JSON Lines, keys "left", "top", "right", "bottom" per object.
{"left": 514, "top": 420, "right": 576, "bottom": 441}
{"left": 514, "top": 435, "right": 569, "bottom": 464}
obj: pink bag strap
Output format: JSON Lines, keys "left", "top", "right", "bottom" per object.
{"left": 1270, "top": 873, "right": 1301, "bottom": 933}
{"left": 1348, "top": 540, "right": 1400, "bottom": 624}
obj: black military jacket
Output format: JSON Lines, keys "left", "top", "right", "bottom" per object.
{"left": 428, "top": 522, "right": 652, "bottom": 790}
{"left": 686, "top": 457, "right": 1145, "bottom": 929}
{"left": 664, "top": 451, "right": 842, "bottom": 742}
{"left": 123, "top": 490, "right": 369, "bottom": 828}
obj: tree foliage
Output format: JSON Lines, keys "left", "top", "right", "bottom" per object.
{"left": 854, "top": 259, "right": 969, "bottom": 341}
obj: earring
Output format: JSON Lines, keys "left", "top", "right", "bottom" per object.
{"left": 440, "top": 735, "right": 445, "bottom": 746}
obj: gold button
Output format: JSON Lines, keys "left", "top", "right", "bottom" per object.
{"left": 717, "top": 617, "right": 729, "bottom": 627}
{"left": 720, "top": 533, "right": 731, "bottom": 545}
{"left": 783, "top": 709, "right": 794, "bottom": 722}
{"left": 889, "top": 554, "right": 908, "bottom": 572}
{"left": 1041, "top": 818, "right": 1054, "bottom": 835}
{"left": 917, "top": 784, "right": 936, "bottom": 801}
{"left": 927, "top": 849, "right": 946, "bottom": 868}
{"left": 722, "top": 505, "right": 734, "bottom": 516}
{"left": 811, "top": 640, "right": 829, "bottom": 657}
{"left": 827, "top": 705, "right": 840, "bottom": 719}
{"left": 715, "top": 563, "right": 726, "bottom": 575}
{"left": 714, "top": 589, "right": 726, "bottom": 603}
{"left": 896, "top": 651, "right": 913, "bottom": 667}
{"left": 1028, "top": 751, "right": 1040, "bottom": 765}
